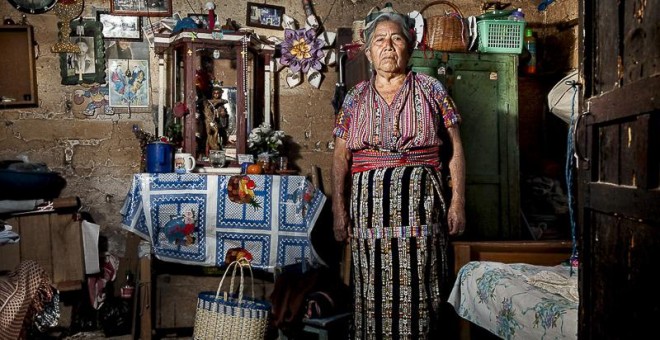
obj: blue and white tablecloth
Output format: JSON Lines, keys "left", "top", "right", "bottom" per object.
{"left": 120, "top": 173, "right": 326, "bottom": 271}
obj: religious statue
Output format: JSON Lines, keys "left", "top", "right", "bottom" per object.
{"left": 204, "top": 82, "right": 229, "bottom": 153}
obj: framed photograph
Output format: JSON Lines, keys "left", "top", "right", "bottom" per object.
{"left": 187, "top": 13, "right": 210, "bottom": 30}
{"left": 108, "top": 59, "right": 150, "bottom": 107}
{"left": 246, "top": 2, "right": 285, "bottom": 30}
{"left": 105, "top": 40, "right": 150, "bottom": 60}
{"left": 59, "top": 20, "right": 106, "bottom": 85}
{"left": 237, "top": 154, "right": 254, "bottom": 164}
{"left": 97, "top": 11, "right": 142, "bottom": 40}
{"left": 111, "top": 0, "right": 172, "bottom": 17}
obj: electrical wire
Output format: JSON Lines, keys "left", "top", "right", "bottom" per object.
{"left": 565, "top": 82, "right": 579, "bottom": 275}
{"left": 320, "top": 0, "right": 339, "bottom": 27}
{"left": 184, "top": 0, "right": 200, "bottom": 14}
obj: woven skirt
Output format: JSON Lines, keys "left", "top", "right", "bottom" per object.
{"left": 350, "top": 166, "right": 449, "bottom": 340}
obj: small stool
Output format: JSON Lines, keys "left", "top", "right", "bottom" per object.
{"left": 300, "top": 312, "right": 351, "bottom": 340}
{"left": 277, "top": 312, "right": 351, "bottom": 340}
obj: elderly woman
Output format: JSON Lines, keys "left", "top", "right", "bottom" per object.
{"left": 331, "top": 5, "right": 466, "bottom": 339}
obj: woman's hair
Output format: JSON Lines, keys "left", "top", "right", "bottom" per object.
{"left": 363, "top": 12, "right": 414, "bottom": 53}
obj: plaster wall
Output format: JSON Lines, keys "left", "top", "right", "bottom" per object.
{"left": 0, "top": 0, "right": 577, "bottom": 256}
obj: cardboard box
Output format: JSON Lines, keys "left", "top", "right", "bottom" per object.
{"left": 0, "top": 211, "right": 84, "bottom": 291}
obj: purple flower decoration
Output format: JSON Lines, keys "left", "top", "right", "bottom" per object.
{"left": 280, "top": 28, "right": 326, "bottom": 73}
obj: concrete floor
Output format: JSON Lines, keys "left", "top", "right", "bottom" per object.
{"left": 62, "top": 332, "right": 191, "bottom": 340}
{"left": 63, "top": 332, "right": 133, "bottom": 339}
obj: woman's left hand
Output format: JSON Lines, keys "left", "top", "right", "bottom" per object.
{"left": 445, "top": 126, "right": 466, "bottom": 236}
{"left": 447, "top": 202, "right": 466, "bottom": 236}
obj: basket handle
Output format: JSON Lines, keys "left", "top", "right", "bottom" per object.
{"left": 226, "top": 260, "right": 242, "bottom": 301}
{"left": 215, "top": 258, "right": 255, "bottom": 305}
{"left": 420, "top": 1, "right": 465, "bottom": 18}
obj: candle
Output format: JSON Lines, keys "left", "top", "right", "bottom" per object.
{"left": 206, "top": 2, "right": 216, "bottom": 30}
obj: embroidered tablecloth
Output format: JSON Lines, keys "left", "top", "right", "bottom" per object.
{"left": 120, "top": 173, "right": 326, "bottom": 271}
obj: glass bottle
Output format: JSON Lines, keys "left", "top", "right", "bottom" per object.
{"left": 508, "top": 8, "right": 525, "bottom": 22}
{"left": 524, "top": 28, "right": 537, "bottom": 75}
{"left": 120, "top": 270, "right": 135, "bottom": 299}
{"left": 257, "top": 154, "right": 272, "bottom": 174}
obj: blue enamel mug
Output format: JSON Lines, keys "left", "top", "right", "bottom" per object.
{"left": 145, "top": 142, "right": 174, "bottom": 173}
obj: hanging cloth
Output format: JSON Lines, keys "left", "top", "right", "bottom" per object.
{"left": 331, "top": 52, "right": 348, "bottom": 115}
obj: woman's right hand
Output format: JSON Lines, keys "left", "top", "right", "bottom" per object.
{"left": 333, "top": 208, "right": 351, "bottom": 242}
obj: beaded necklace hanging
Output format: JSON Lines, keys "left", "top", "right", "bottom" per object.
{"left": 242, "top": 35, "right": 249, "bottom": 130}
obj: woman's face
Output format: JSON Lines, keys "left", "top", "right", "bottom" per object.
{"left": 366, "top": 20, "right": 410, "bottom": 75}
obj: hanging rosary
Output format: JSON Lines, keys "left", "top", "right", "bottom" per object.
{"left": 242, "top": 35, "right": 249, "bottom": 128}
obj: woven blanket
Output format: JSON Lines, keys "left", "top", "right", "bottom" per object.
{"left": 121, "top": 173, "right": 326, "bottom": 271}
{"left": 449, "top": 261, "right": 578, "bottom": 340}
{"left": 0, "top": 261, "right": 52, "bottom": 340}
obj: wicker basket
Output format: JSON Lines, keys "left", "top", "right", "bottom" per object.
{"left": 421, "top": 1, "right": 468, "bottom": 52}
{"left": 192, "top": 260, "right": 271, "bottom": 340}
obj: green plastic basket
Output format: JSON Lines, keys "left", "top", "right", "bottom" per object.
{"left": 477, "top": 19, "right": 525, "bottom": 54}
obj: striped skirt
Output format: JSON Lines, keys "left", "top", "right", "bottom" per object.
{"left": 350, "top": 166, "right": 449, "bottom": 340}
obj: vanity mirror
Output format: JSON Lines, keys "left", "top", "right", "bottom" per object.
{"left": 0, "top": 25, "right": 38, "bottom": 108}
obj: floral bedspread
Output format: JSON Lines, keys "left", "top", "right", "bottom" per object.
{"left": 448, "top": 261, "right": 578, "bottom": 340}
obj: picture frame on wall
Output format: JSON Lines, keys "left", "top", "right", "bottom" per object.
{"left": 97, "top": 11, "right": 142, "bottom": 41}
{"left": 108, "top": 59, "right": 150, "bottom": 108}
{"left": 59, "top": 20, "right": 106, "bottom": 85}
{"left": 104, "top": 40, "right": 150, "bottom": 112}
{"left": 111, "top": 0, "right": 172, "bottom": 17}
{"left": 246, "top": 2, "right": 285, "bottom": 30}
{"left": 105, "top": 40, "right": 150, "bottom": 60}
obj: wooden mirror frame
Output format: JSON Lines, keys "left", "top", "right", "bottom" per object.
{"left": 169, "top": 40, "right": 257, "bottom": 160}
{"left": 0, "top": 25, "right": 38, "bottom": 109}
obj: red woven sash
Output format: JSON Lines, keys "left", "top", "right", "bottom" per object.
{"left": 351, "top": 146, "right": 440, "bottom": 173}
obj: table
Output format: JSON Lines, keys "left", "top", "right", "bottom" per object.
{"left": 121, "top": 173, "right": 326, "bottom": 271}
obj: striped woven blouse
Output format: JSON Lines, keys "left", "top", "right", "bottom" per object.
{"left": 333, "top": 72, "right": 460, "bottom": 165}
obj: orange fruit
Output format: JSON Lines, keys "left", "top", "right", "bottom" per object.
{"left": 246, "top": 163, "right": 263, "bottom": 174}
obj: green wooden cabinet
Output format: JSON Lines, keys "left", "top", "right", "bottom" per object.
{"left": 410, "top": 51, "right": 520, "bottom": 240}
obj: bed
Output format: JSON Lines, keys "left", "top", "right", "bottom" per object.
{"left": 448, "top": 241, "right": 577, "bottom": 340}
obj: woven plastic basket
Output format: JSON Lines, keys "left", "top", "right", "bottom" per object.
{"left": 421, "top": 1, "right": 468, "bottom": 52}
{"left": 477, "top": 19, "right": 525, "bottom": 54}
{"left": 192, "top": 259, "right": 271, "bottom": 340}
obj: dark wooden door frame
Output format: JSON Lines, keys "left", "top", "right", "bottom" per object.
{"left": 579, "top": 1, "right": 660, "bottom": 338}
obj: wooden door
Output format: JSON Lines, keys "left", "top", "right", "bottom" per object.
{"left": 579, "top": 1, "right": 660, "bottom": 338}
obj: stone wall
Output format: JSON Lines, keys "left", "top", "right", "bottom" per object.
{"left": 0, "top": 0, "right": 578, "bottom": 256}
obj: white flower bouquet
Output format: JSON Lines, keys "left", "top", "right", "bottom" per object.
{"left": 248, "top": 123, "right": 285, "bottom": 156}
